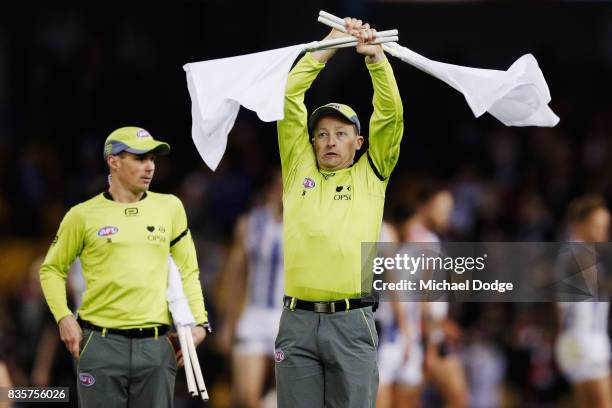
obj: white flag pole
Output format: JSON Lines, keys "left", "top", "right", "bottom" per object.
{"left": 167, "top": 256, "right": 210, "bottom": 401}
{"left": 318, "top": 10, "right": 559, "bottom": 127}
{"left": 304, "top": 31, "right": 398, "bottom": 52}
{"left": 186, "top": 329, "right": 210, "bottom": 401}
{"left": 316, "top": 14, "right": 403, "bottom": 59}
{"left": 177, "top": 325, "right": 198, "bottom": 396}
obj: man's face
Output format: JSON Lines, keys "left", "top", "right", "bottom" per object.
{"left": 108, "top": 152, "right": 155, "bottom": 193}
{"left": 312, "top": 116, "right": 363, "bottom": 171}
{"left": 580, "top": 207, "right": 610, "bottom": 243}
{"left": 425, "top": 191, "right": 454, "bottom": 234}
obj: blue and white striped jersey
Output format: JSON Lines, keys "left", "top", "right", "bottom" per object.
{"left": 245, "top": 207, "right": 284, "bottom": 309}
{"left": 559, "top": 302, "right": 609, "bottom": 334}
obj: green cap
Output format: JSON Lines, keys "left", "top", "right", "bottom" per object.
{"left": 103, "top": 127, "right": 170, "bottom": 159}
{"left": 308, "top": 103, "right": 361, "bottom": 135}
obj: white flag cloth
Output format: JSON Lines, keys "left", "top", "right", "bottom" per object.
{"left": 391, "top": 44, "right": 559, "bottom": 127}
{"left": 166, "top": 256, "right": 196, "bottom": 326}
{"left": 184, "top": 44, "right": 305, "bottom": 171}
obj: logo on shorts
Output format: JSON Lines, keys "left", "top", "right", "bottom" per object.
{"left": 303, "top": 178, "right": 316, "bottom": 189}
{"left": 274, "top": 349, "right": 285, "bottom": 363}
{"left": 97, "top": 226, "right": 119, "bottom": 237}
{"left": 79, "top": 373, "right": 95, "bottom": 387}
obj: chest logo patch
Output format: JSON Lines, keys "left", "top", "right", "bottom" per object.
{"left": 303, "top": 177, "right": 316, "bottom": 189}
{"left": 147, "top": 225, "right": 167, "bottom": 243}
{"left": 97, "top": 226, "right": 119, "bottom": 237}
{"left": 125, "top": 208, "right": 138, "bottom": 216}
{"left": 334, "top": 185, "right": 352, "bottom": 201}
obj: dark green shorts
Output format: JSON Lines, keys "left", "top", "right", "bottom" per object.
{"left": 275, "top": 306, "right": 379, "bottom": 408}
{"left": 76, "top": 328, "right": 177, "bottom": 408}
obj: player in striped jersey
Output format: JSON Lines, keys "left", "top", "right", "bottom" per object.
{"left": 219, "top": 172, "right": 284, "bottom": 408}
{"left": 555, "top": 194, "right": 611, "bottom": 408}
{"left": 377, "top": 295, "right": 424, "bottom": 408}
{"left": 377, "top": 221, "right": 425, "bottom": 408}
{"left": 400, "top": 183, "right": 468, "bottom": 408}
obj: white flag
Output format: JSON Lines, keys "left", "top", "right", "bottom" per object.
{"left": 167, "top": 256, "right": 196, "bottom": 326}
{"left": 392, "top": 45, "right": 559, "bottom": 127}
{"left": 184, "top": 45, "right": 305, "bottom": 171}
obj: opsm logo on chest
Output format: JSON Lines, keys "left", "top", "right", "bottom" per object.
{"left": 147, "top": 225, "right": 167, "bottom": 243}
{"left": 334, "top": 185, "right": 352, "bottom": 201}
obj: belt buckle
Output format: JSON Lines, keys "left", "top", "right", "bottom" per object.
{"left": 314, "top": 302, "right": 335, "bottom": 313}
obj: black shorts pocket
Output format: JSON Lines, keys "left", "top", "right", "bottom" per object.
{"left": 78, "top": 330, "right": 95, "bottom": 362}
{"left": 359, "top": 308, "right": 379, "bottom": 349}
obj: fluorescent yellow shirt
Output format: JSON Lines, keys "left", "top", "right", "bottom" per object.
{"left": 278, "top": 53, "right": 404, "bottom": 301}
{"left": 40, "top": 192, "right": 208, "bottom": 329}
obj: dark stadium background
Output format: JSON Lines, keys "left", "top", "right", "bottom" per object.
{"left": 1, "top": 1, "right": 611, "bottom": 407}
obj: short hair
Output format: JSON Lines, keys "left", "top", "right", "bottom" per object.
{"left": 414, "top": 181, "right": 448, "bottom": 207}
{"left": 393, "top": 179, "right": 448, "bottom": 222}
{"left": 105, "top": 151, "right": 126, "bottom": 170}
{"left": 566, "top": 193, "right": 608, "bottom": 224}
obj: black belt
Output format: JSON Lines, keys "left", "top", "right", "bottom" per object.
{"left": 283, "top": 295, "right": 378, "bottom": 314}
{"left": 78, "top": 319, "right": 169, "bottom": 338}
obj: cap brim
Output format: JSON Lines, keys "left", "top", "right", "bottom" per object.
{"left": 123, "top": 139, "right": 171, "bottom": 155}
{"left": 308, "top": 107, "right": 357, "bottom": 134}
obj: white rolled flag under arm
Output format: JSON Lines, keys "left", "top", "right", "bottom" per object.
{"left": 385, "top": 44, "right": 559, "bottom": 127}
{"left": 166, "top": 256, "right": 196, "bottom": 326}
{"left": 184, "top": 44, "right": 305, "bottom": 171}
{"left": 167, "top": 256, "right": 209, "bottom": 401}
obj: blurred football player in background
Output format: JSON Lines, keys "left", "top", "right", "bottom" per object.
{"left": 555, "top": 194, "right": 611, "bottom": 408}
{"left": 218, "top": 172, "right": 284, "bottom": 408}
{"left": 400, "top": 183, "right": 469, "bottom": 408}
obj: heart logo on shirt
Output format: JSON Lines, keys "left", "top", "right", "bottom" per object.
{"left": 146, "top": 226, "right": 155, "bottom": 232}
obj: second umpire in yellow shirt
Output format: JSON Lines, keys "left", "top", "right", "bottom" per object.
{"left": 40, "top": 127, "right": 210, "bottom": 408}
{"left": 275, "top": 18, "right": 404, "bottom": 408}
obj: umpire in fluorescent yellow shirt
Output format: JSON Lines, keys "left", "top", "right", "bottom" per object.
{"left": 275, "top": 18, "right": 404, "bottom": 408}
{"left": 40, "top": 127, "right": 210, "bottom": 407}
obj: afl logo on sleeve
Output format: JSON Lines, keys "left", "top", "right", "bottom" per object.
{"left": 303, "top": 178, "right": 316, "bottom": 189}
{"left": 97, "top": 226, "right": 119, "bottom": 237}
